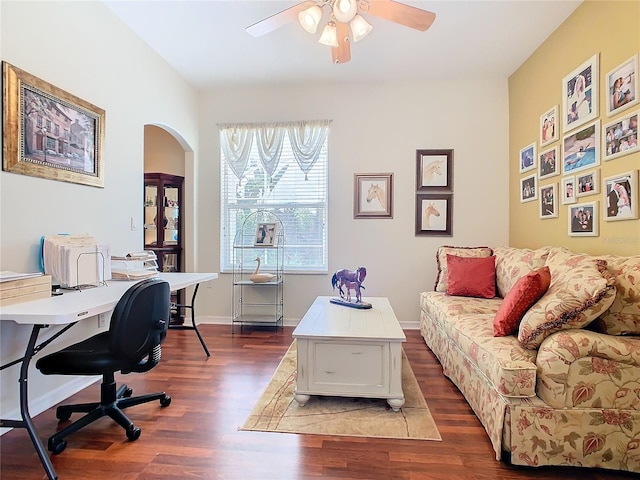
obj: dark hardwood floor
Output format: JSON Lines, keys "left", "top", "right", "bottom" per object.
{"left": 1, "top": 325, "right": 635, "bottom": 479}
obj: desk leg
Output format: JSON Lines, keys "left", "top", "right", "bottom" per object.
{"left": 0, "top": 325, "right": 58, "bottom": 480}
{"left": 169, "top": 284, "right": 210, "bottom": 357}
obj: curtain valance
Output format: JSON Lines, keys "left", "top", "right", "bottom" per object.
{"left": 218, "top": 120, "right": 331, "bottom": 180}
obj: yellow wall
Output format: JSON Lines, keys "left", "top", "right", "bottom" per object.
{"left": 144, "top": 125, "right": 185, "bottom": 176}
{"left": 509, "top": 0, "right": 640, "bottom": 256}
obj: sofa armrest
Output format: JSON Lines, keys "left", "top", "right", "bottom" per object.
{"left": 536, "top": 329, "right": 640, "bottom": 409}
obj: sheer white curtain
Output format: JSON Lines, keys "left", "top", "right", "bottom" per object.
{"left": 219, "top": 120, "right": 331, "bottom": 180}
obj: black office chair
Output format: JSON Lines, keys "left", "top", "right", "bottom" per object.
{"left": 36, "top": 278, "right": 172, "bottom": 454}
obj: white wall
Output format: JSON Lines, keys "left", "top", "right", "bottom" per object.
{"left": 0, "top": 1, "right": 199, "bottom": 424}
{"left": 196, "top": 80, "right": 510, "bottom": 326}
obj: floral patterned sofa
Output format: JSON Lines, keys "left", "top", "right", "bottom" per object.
{"left": 419, "top": 245, "right": 640, "bottom": 473}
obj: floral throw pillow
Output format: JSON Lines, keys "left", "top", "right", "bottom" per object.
{"left": 493, "top": 266, "right": 551, "bottom": 336}
{"left": 434, "top": 246, "right": 493, "bottom": 292}
{"left": 592, "top": 255, "right": 640, "bottom": 335}
{"left": 493, "top": 246, "right": 551, "bottom": 298}
{"left": 517, "top": 249, "right": 617, "bottom": 349}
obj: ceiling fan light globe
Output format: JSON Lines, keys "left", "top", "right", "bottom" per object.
{"left": 318, "top": 21, "right": 339, "bottom": 47}
{"left": 332, "top": 0, "right": 357, "bottom": 23}
{"left": 350, "top": 14, "right": 372, "bottom": 42}
{"left": 298, "top": 5, "right": 322, "bottom": 34}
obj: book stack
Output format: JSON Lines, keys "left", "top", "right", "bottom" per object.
{"left": 0, "top": 272, "right": 52, "bottom": 306}
{"left": 110, "top": 251, "right": 159, "bottom": 280}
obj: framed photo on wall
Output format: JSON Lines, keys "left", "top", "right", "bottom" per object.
{"left": 519, "top": 142, "right": 536, "bottom": 173}
{"left": 562, "top": 54, "right": 599, "bottom": 133}
{"left": 2, "top": 62, "right": 105, "bottom": 188}
{"left": 416, "top": 149, "right": 453, "bottom": 191}
{"left": 602, "top": 110, "right": 639, "bottom": 161}
{"left": 538, "top": 146, "right": 559, "bottom": 180}
{"left": 568, "top": 201, "right": 598, "bottom": 237}
{"left": 575, "top": 169, "right": 599, "bottom": 197}
{"left": 354, "top": 173, "right": 393, "bottom": 218}
{"left": 415, "top": 193, "right": 452, "bottom": 236}
{"left": 605, "top": 54, "right": 638, "bottom": 117}
{"left": 603, "top": 170, "right": 638, "bottom": 221}
{"left": 561, "top": 176, "right": 577, "bottom": 204}
{"left": 520, "top": 174, "right": 537, "bottom": 203}
{"left": 562, "top": 120, "right": 600, "bottom": 175}
{"left": 539, "top": 105, "right": 558, "bottom": 147}
{"left": 539, "top": 183, "right": 558, "bottom": 219}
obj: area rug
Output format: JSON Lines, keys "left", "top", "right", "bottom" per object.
{"left": 240, "top": 341, "right": 441, "bottom": 441}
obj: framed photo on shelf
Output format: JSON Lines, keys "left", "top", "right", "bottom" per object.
{"left": 561, "top": 176, "right": 577, "bottom": 204}
{"left": 254, "top": 222, "right": 278, "bottom": 246}
{"left": 605, "top": 54, "right": 638, "bottom": 117}
{"left": 539, "top": 105, "right": 558, "bottom": 147}
{"left": 562, "top": 54, "right": 599, "bottom": 133}
{"left": 538, "top": 146, "right": 559, "bottom": 180}
{"left": 603, "top": 170, "right": 638, "bottom": 222}
{"left": 562, "top": 120, "right": 600, "bottom": 175}
{"left": 415, "top": 193, "right": 452, "bottom": 236}
{"left": 2, "top": 62, "right": 105, "bottom": 188}
{"left": 520, "top": 174, "right": 537, "bottom": 203}
{"left": 568, "top": 201, "right": 598, "bottom": 237}
{"left": 416, "top": 149, "right": 453, "bottom": 191}
{"left": 602, "top": 110, "right": 638, "bottom": 161}
{"left": 519, "top": 143, "right": 536, "bottom": 173}
{"left": 576, "top": 170, "right": 599, "bottom": 197}
{"left": 539, "top": 183, "right": 558, "bottom": 219}
{"left": 354, "top": 173, "right": 393, "bottom": 219}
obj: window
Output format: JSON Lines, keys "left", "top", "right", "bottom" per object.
{"left": 220, "top": 121, "right": 330, "bottom": 273}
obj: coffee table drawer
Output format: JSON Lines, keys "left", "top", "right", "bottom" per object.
{"left": 305, "top": 340, "right": 389, "bottom": 395}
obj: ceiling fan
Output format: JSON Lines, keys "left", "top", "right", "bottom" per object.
{"left": 246, "top": 0, "right": 436, "bottom": 64}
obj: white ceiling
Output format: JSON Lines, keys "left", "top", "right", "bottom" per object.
{"left": 103, "top": 0, "right": 582, "bottom": 90}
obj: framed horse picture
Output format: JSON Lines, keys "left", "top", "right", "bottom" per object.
{"left": 354, "top": 173, "right": 393, "bottom": 219}
{"left": 415, "top": 193, "right": 452, "bottom": 236}
{"left": 416, "top": 149, "right": 453, "bottom": 191}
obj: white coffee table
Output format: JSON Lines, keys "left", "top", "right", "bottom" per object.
{"left": 292, "top": 296, "right": 406, "bottom": 411}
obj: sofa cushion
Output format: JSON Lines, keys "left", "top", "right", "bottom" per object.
{"left": 592, "top": 255, "right": 640, "bottom": 335}
{"left": 434, "top": 246, "right": 493, "bottom": 292}
{"left": 446, "top": 254, "right": 496, "bottom": 298}
{"left": 493, "top": 266, "right": 551, "bottom": 337}
{"left": 494, "top": 246, "right": 551, "bottom": 298}
{"left": 517, "top": 248, "right": 617, "bottom": 349}
{"left": 420, "top": 292, "right": 537, "bottom": 397}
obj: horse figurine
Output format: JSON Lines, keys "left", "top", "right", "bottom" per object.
{"left": 331, "top": 267, "right": 367, "bottom": 303}
{"left": 366, "top": 184, "right": 386, "bottom": 210}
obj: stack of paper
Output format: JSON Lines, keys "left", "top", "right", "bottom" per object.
{"left": 111, "top": 251, "right": 158, "bottom": 280}
{"left": 42, "top": 234, "right": 111, "bottom": 288}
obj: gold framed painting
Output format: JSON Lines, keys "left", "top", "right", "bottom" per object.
{"left": 2, "top": 62, "right": 105, "bottom": 187}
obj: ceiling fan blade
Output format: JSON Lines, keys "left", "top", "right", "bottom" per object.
{"left": 246, "top": 0, "right": 317, "bottom": 37}
{"left": 332, "top": 21, "right": 351, "bottom": 64}
{"left": 365, "top": 0, "right": 436, "bottom": 31}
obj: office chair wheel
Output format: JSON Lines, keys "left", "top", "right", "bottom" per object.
{"left": 123, "top": 387, "right": 133, "bottom": 398}
{"left": 55, "top": 408, "right": 72, "bottom": 422}
{"left": 48, "top": 438, "right": 67, "bottom": 455}
{"left": 126, "top": 425, "right": 141, "bottom": 441}
{"left": 160, "top": 395, "right": 172, "bottom": 407}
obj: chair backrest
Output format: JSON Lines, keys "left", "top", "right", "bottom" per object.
{"left": 108, "top": 278, "right": 170, "bottom": 371}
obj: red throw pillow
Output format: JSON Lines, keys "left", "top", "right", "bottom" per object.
{"left": 446, "top": 254, "right": 496, "bottom": 299}
{"left": 493, "top": 266, "right": 551, "bottom": 337}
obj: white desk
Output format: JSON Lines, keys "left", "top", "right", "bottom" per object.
{"left": 0, "top": 272, "right": 217, "bottom": 480}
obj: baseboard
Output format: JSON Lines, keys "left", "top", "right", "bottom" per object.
{"left": 0, "top": 376, "right": 99, "bottom": 436}
{"left": 196, "top": 316, "right": 420, "bottom": 330}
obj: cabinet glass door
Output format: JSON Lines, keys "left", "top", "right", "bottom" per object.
{"left": 163, "top": 186, "right": 179, "bottom": 246}
{"left": 144, "top": 185, "right": 158, "bottom": 246}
